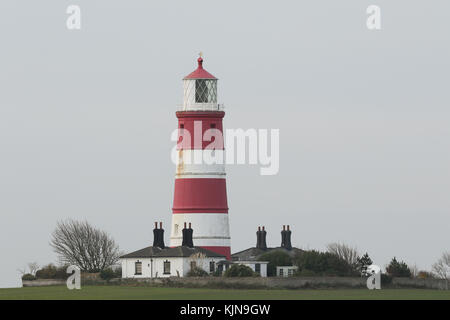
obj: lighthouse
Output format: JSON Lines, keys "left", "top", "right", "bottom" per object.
{"left": 170, "top": 55, "right": 231, "bottom": 260}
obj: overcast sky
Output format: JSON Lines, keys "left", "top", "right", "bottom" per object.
{"left": 1, "top": 0, "right": 449, "bottom": 287}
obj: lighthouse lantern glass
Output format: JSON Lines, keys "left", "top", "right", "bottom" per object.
{"left": 195, "top": 79, "right": 217, "bottom": 103}
{"left": 183, "top": 79, "right": 218, "bottom": 111}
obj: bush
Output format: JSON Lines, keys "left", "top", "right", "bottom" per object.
{"left": 186, "top": 266, "right": 209, "bottom": 277}
{"left": 258, "top": 251, "right": 292, "bottom": 277}
{"left": 21, "top": 273, "right": 36, "bottom": 281}
{"left": 381, "top": 273, "right": 392, "bottom": 285}
{"left": 293, "top": 250, "right": 357, "bottom": 277}
{"left": 35, "top": 264, "right": 69, "bottom": 279}
{"left": 223, "top": 264, "right": 258, "bottom": 277}
{"left": 386, "top": 257, "right": 411, "bottom": 278}
{"left": 114, "top": 267, "right": 122, "bottom": 278}
{"left": 100, "top": 268, "right": 116, "bottom": 280}
{"left": 417, "top": 271, "right": 435, "bottom": 279}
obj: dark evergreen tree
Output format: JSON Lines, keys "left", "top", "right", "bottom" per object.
{"left": 356, "top": 252, "right": 373, "bottom": 277}
{"left": 386, "top": 257, "right": 412, "bottom": 278}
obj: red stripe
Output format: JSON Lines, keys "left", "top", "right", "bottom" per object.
{"left": 172, "top": 209, "right": 228, "bottom": 213}
{"left": 176, "top": 116, "right": 224, "bottom": 150}
{"left": 200, "top": 246, "right": 231, "bottom": 260}
{"left": 173, "top": 178, "right": 228, "bottom": 213}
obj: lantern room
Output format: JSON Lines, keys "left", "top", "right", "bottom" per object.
{"left": 182, "top": 56, "right": 221, "bottom": 111}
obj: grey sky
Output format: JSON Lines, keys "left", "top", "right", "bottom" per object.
{"left": 1, "top": 0, "right": 449, "bottom": 287}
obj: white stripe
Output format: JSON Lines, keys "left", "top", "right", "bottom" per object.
{"left": 176, "top": 150, "right": 225, "bottom": 178}
{"left": 170, "top": 213, "right": 230, "bottom": 247}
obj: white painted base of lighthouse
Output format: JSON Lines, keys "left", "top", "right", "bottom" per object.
{"left": 170, "top": 213, "right": 231, "bottom": 248}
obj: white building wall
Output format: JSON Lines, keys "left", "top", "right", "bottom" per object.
{"left": 121, "top": 257, "right": 184, "bottom": 278}
{"left": 276, "top": 266, "right": 298, "bottom": 277}
{"left": 182, "top": 257, "right": 223, "bottom": 276}
{"left": 121, "top": 256, "right": 224, "bottom": 278}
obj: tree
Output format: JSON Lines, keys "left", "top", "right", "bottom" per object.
{"left": 187, "top": 266, "right": 209, "bottom": 277}
{"left": 432, "top": 252, "right": 450, "bottom": 280}
{"left": 326, "top": 243, "right": 359, "bottom": 269}
{"left": 100, "top": 268, "right": 117, "bottom": 280}
{"left": 50, "top": 219, "right": 120, "bottom": 272}
{"left": 385, "top": 257, "right": 411, "bottom": 278}
{"left": 294, "top": 250, "right": 357, "bottom": 277}
{"left": 27, "top": 262, "right": 39, "bottom": 276}
{"left": 258, "top": 251, "right": 292, "bottom": 277}
{"left": 223, "top": 264, "right": 257, "bottom": 277}
{"left": 356, "top": 253, "right": 373, "bottom": 277}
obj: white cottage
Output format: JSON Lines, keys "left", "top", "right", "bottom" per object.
{"left": 120, "top": 246, "right": 225, "bottom": 278}
{"left": 120, "top": 222, "right": 226, "bottom": 278}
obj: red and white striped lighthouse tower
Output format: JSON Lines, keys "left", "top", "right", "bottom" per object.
{"left": 170, "top": 55, "right": 231, "bottom": 259}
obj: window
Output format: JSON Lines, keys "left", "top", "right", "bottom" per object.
{"left": 180, "top": 124, "right": 184, "bottom": 129}
{"left": 135, "top": 261, "right": 142, "bottom": 275}
{"left": 288, "top": 268, "right": 294, "bottom": 277}
{"left": 209, "top": 261, "right": 215, "bottom": 273}
{"left": 195, "top": 79, "right": 209, "bottom": 103}
{"left": 190, "top": 261, "right": 197, "bottom": 270}
{"left": 210, "top": 123, "right": 216, "bottom": 129}
{"left": 255, "top": 263, "right": 261, "bottom": 274}
{"left": 163, "top": 260, "right": 171, "bottom": 275}
{"left": 279, "top": 268, "right": 284, "bottom": 276}
{"left": 194, "top": 79, "right": 217, "bottom": 103}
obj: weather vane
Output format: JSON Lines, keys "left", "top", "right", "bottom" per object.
{"left": 199, "top": 51, "right": 203, "bottom": 58}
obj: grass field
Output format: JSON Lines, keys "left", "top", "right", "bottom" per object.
{"left": 0, "top": 286, "right": 449, "bottom": 300}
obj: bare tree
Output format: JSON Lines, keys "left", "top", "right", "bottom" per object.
{"left": 432, "top": 252, "right": 450, "bottom": 280}
{"left": 27, "top": 262, "right": 39, "bottom": 275}
{"left": 17, "top": 262, "right": 39, "bottom": 276}
{"left": 50, "top": 219, "right": 120, "bottom": 272}
{"left": 327, "top": 242, "right": 360, "bottom": 267}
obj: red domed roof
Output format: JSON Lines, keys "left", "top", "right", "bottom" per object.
{"left": 183, "top": 57, "right": 217, "bottom": 80}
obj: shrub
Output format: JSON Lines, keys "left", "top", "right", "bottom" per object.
{"left": 186, "top": 266, "right": 209, "bottom": 277}
{"left": 21, "top": 273, "right": 36, "bottom": 281}
{"left": 212, "top": 269, "right": 223, "bottom": 277}
{"left": 223, "top": 264, "right": 258, "bottom": 277}
{"left": 35, "top": 264, "right": 69, "bottom": 279}
{"left": 293, "top": 250, "right": 357, "bottom": 277}
{"left": 258, "top": 251, "right": 292, "bottom": 277}
{"left": 114, "top": 267, "right": 122, "bottom": 278}
{"left": 381, "top": 273, "right": 392, "bottom": 285}
{"left": 386, "top": 257, "right": 411, "bottom": 278}
{"left": 417, "top": 271, "right": 435, "bottom": 279}
{"left": 100, "top": 268, "right": 116, "bottom": 280}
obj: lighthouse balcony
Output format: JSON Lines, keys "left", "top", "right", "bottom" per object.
{"left": 178, "top": 103, "right": 224, "bottom": 112}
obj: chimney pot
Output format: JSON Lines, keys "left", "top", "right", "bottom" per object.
{"left": 189, "top": 222, "right": 191, "bottom": 229}
{"left": 154, "top": 222, "right": 158, "bottom": 229}
{"left": 160, "top": 222, "right": 163, "bottom": 229}
{"left": 184, "top": 222, "right": 187, "bottom": 228}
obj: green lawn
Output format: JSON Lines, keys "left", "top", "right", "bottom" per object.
{"left": 0, "top": 286, "right": 449, "bottom": 300}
